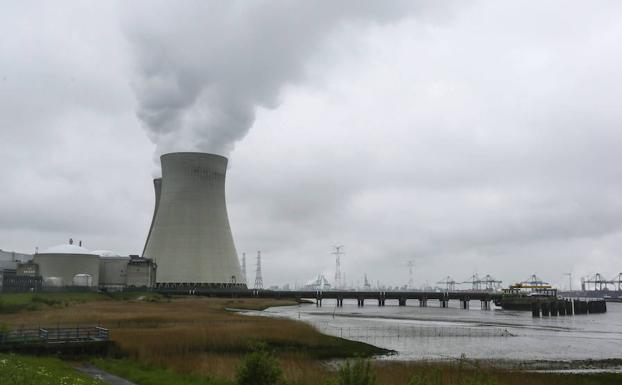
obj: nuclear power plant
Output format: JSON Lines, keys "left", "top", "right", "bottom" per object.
{"left": 142, "top": 152, "right": 244, "bottom": 288}
{"left": 0, "top": 151, "right": 244, "bottom": 292}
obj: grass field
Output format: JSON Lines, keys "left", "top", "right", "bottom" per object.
{"left": 0, "top": 291, "right": 161, "bottom": 314}
{"left": 0, "top": 353, "right": 103, "bottom": 385}
{"left": 2, "top": 294, "right": 622, "bottom": 385}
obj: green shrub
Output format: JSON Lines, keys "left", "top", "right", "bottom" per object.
{"left": 328, "top": 359, "right": 376, "bottom": 385}
{"left": 236, "top": 348, "right": 283, "bottom": 385}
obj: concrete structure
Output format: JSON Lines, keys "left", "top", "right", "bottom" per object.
{"left": 95, "top": 250, "right": 129, "bottom": 290}
{"left": 142, "top": 152, "right": 243, "bottom": 287}
{"left": 17, "top": 260, "right": 39, "bottom": 277}
{"left": 126, "top": 256, "right": 157, "bottom": 287}
{"left": 0, "top": 249, "right": 33, "bottom": 263}
{"left": 142, "top": 178, "right": 162, "bottom": 255}
{"left": 34, "top": 244, "right": 100, "bottom": 288}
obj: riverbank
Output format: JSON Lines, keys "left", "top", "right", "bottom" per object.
{"left": 2, "top": 293, "right": 622, "bottom": 384}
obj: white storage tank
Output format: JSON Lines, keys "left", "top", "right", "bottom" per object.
{"left": 34, "top": 243, "right": 99, "bottom": 288}
{"left": 72, "top": 273, "right": 93, "bottom": 287}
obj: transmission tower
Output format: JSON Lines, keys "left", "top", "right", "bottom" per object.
{"left": 408, "top": 260, "right": 414, "bottom": 289}
{"left": 254, "top": 250, "right": 263, "bottom": 289}
{"left": 332, "top": 245, "right": 344, "bottom": 289}
{"left": 241, "top": 252, "right": 247, "bottom": 284}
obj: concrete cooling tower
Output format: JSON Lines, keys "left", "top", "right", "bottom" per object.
{"left": 142, "top": 152, "right": 243, "bottom": 288}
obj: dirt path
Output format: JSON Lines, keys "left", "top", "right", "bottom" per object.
{"left": 74, "top": 363, "right": 139, "bottom": 385}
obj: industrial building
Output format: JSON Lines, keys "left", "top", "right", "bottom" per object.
{"left": 142, "top": 152, "right": 244, "bottom": 288}
{"left": 0, "top": 241, "right": 156, "bottom": 292}
{"left": 2, "top": 152, "right": 242, "bottom": 292}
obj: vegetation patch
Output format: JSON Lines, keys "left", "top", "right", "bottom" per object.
{"left": 93, "top": 358, "right": 229, "bottom": 385}
{"left": 0, "top": 353, "right": 103, "bottom": 385}
{"left": 4, "top": 295, "right": 622, "bottom": 385}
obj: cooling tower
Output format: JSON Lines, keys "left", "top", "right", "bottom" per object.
{"left": 142, "top": 178, "right": 161, "bottom": 255}
{"left": 142, "top": 152, "right": 243, "bottom": 287}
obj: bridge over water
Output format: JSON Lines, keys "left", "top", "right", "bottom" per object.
{"left": 154, "top": 288, "right": 502, "bottom": 310}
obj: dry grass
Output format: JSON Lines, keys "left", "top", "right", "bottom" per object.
{"left": 0, "top": 296, "right": 381, "bottom": 384}
{"left": 3, "top": 296, "right": 618, "bottom": 385}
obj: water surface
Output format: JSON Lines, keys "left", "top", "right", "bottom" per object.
{"left": 257, "top": 299, "right": 622, "bottom": 362}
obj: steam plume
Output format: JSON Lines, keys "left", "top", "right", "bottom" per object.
{"left": 123, "top": 1, "right": 419, "bottom": 161}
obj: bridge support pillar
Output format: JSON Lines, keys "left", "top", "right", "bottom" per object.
{"left": 541, "top": 302, "right": 550, "bottom": 316}
{"left": 440, "top": 300, "right": 448, "bottom": 308}
{"left": 480, "top": 300, "right": 490, "bottom": 310}
{"left": 399, "top": 298, "right": 407, "bottom": 306}
{"left": 531, "top": 302, "right": 540, "bottom": 317}
{"left": 566, "top": 300, "right": 573, "bottom": 316}
{"left": 337, "top": 298, "right": 343, "bottom": 307}
{"left": 550, "top": 301, "right": 558, "bottom": 316}
{"left": 357, "top": 298, "right": 365, "bottom": 307}
{"left": 558, "top": 302, "right": 566, "bottom": 316}
{"left": 419, "top": 298, "right": 427, "bottom": 307}
{"left": 377, "top": 298, "right": 385, "bottom": 306}
{"left": 460, "top": 299, "right": 470, "bottom": 310}
{"left": 316, "top": 299, "right": 322, "bottom": 307}
{"left": 574, "top": 299, "right": 587, "bottom": 314}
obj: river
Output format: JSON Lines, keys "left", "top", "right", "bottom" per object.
{"left": 253, "top": 299, "right": 622, "bottom": 363}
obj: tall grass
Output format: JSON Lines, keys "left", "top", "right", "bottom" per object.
{"left": 3, "top": 296, "right": 621, "bottom": 385}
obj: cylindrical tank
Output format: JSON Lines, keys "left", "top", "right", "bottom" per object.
{"left": 34, "top": 244, "right": 99, "bottom": 287}
{"left": 142, "top": 152, "right": 242, "bottom": 286}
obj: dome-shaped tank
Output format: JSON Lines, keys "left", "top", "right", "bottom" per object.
{"left": 34, "top": 243, "right": 99, "bottom": 288}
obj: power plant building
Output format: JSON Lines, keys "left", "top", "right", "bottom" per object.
{"left": 142, "top": 152, "right": 243, "bottom": 287}
{"left": 0, "top": 242, "right": 158, "bottom": 292}
{"left": 96, "top": 250, "right": 130, "bottom": 290}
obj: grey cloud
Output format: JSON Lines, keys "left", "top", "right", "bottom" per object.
{"left": 2, "top": 1, "right": 622, "bottom": 290}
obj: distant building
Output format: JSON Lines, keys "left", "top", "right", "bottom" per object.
{"left": 96, "top": 250, "right": 130, "bottom": 290}
{"left": 0, "top": 249, "right": 33, "bottom": 263}
{"left": 0, "top": 242, "right": 157, "bottom": 292}
{"left": 126, "top": 255, "right": 157, "bottom": 288}
{"left": 0, "top": 269, "right": 42, "bottom": 292}
{"left": 304, "top": 274, "right": 332, "bottom": 291}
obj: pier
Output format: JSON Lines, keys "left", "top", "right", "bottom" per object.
{"left": 154, "top": 288, "right": 608, "bottom": 316}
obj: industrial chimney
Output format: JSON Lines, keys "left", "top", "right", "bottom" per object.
{"left": 142, "top": 152, "right": 243, "bottom": 287}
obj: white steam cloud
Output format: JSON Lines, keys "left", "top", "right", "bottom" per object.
{"left": 123, "top": 1, "right": 428, "bottom": 161}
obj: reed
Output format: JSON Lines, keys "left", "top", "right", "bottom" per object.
{"left": 3, "top": 296, "right": 620, "bottom": 385}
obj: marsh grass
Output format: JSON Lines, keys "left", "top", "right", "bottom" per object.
{"left": 2, "top": 296, "right": 621, "bottom": 385}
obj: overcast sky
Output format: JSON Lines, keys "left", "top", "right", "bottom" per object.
{"left": 1, "top": 1, "right": 622, "bottom": 289}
